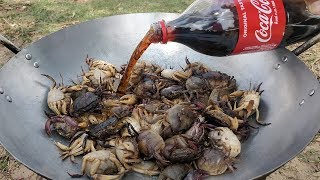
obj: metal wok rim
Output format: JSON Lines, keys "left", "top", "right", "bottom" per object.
{"left": 0, "top": 12, "right": 319, "bottom": 180}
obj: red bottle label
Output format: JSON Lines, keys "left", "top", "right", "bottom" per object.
{"left": 232, "top": 0, "right": 286, "bottom": 55}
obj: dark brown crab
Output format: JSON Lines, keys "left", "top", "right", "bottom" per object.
{"left": 137, "top": 129, "right": 169, "bottom": 166}
{"left": 162, "top": 134, "right": 202, "bottom": 163}
{"left": 70, "top": 87, "right": 103, "bottom": 117}
{"left": 158, "top": 164, "right": 191, "bottom": 180}
{"left": 160, "top": 103, "right": 200, "bottom": 139}
{"left": 196, "top": 147, "right": 235, "bottom": 176}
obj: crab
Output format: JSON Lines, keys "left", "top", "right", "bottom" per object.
{"left": 196, "top": 147, "right": 235, "bottom": 176}
{"left": 42, "top": 74, "right": 73, "bottom": 115}
{"left": 184, "top": 57, "right": 212, "bottom": 76}
{"left": 158, "top": 103, "right": 199, "bottom": 139}
{"left": 107, "top": 137, "right": 141, "bottom": 169}
{"left": 71, "top": 88, "right": 103, "bottom": 117}
{"left": 161, "top": 68, "right": 192, "bottom": 82}
{"left": 68, "top": 149, "right": 126, "bottom": 180}
{"left": 162, "top": 134, "right": 202, "bottom": 163}
{"left": 160, "top": 85, "right": 186, "bottom": 100}
{"left": 126, "top": 60, "right": 163, "bottom": 86}
{"left": 120, "top": 107, "right": 154, "bottom": 136}
{"left": 208, "top": 127, "right": 241, "bottom": 158}
{"left": 158, "top": 164, "right": 191, "bottom": 180}
{"left": 137, "top": 129, "right": 169, "bottom": 165}
{"left": 131, "top": 160, "right": 161, "bottom": 176}
{"left": 229, "top": 83, "right": 270, "bottom": 126}
{"left": 45, "top": 115, "right": 79, "bottom": 139}
{"left": 73, "top": 107, "right": 136, "bottom": 142}
{"left": 82, "top": 68, "right": 118, "bottom": 91}
{"left": 102, "top": 94, "right": 137, "bottom": 108}
{"left": 77, "top": 112, "right": 108, "bottom": 129}
{"left": 201, "top": 71, "right": 237, "bottom": 93}
{"left": 185, "top": 119, "right": 215, "bottom": 143}
{"left": 205, "top": 105, "right": 240, "bottom": 131}
{"left": 86, "top": 56, "right": 118, "bottom": 77}
{"left": 55, "top": 133, "right": 96, "bottom": 162}
{"left": 132, "top": 73, "right": 168, "bottom": 99}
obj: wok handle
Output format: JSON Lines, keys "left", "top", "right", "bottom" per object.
{"left": 292, "top": 32, "right": 320, "bottom": 56}
{"left": 0, "top": 34, "right": 21, "bottom": 54}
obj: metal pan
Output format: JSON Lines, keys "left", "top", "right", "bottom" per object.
{"left": 0, "top": 13, "right": 319, "bottom": 180}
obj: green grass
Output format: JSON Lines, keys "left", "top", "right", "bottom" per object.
{"left": 0, "top": 0, "right": 193, "bottom": 43}
{"left": 0, "top": 155, "right": 9, "bottom": 172}
{"left": 298, "top": 149, "right": 320, "bottom": 163}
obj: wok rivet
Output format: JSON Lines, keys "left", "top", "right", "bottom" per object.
{"left": 309, "top": 89, "right": 315, "bottom": 96}
{"left": 299, "top": 99, "right": 305, "bottom": 106}
{"left": 33, "top": 62, "right": 39, "bottom": 68}
{"left": 25, "top": 54, "right": 32, "bottom": 60}
{"left": 5, "top": 95, "right": 12, "bottom": 103}
{"left": 282, "top": 56, "right": 288, "bottom": 62}
{"left": 0, "top": 88, "right": 4, "bottom": 94}
{"left": 275, "top": 64, "right": 281, "bottom": 70}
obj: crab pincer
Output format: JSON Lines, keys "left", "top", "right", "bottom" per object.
{"left": 45, "top": 115, "right": 79, "bottom": 139}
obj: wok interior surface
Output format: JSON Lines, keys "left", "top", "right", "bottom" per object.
{"left": 0, "top": 13, "right": 319, "bottom": 180}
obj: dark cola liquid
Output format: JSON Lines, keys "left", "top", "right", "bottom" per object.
{"left": 164, "top": 0, "right": 320, "bottom": 56}
{"left": 166, "top": 2, "right": 239, "bottom": 56}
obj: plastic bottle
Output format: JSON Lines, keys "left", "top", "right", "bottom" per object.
{"left": 149, "top": 0, "right": 320, "bottom": 56}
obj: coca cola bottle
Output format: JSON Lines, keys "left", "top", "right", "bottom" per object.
{"left": 149, "top": 0, "right": 320, "bottom": 56}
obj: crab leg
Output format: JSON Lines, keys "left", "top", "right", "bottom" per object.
{"left": 41, "top": 74, "right": 57, "bottom": 88}
{"left": 54, "top": 141, "right": 70, "bottom": 151}
{"left": 255, "top": 108, "right": 271, "bottom": 126}
{"left": 92, "top": 174, "right": 123, "bottom": 180}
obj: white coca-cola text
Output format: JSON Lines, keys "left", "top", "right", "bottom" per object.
{"left": 250, "top": 0, "right": 274, "bottom": 43}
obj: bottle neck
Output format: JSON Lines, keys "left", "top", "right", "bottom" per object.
{"left": 150, "top": 20, "right": 175, "bottom": 44}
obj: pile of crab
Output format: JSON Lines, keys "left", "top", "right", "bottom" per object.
{"left": 42, "top": 56, "right": 268, "bottom": 180}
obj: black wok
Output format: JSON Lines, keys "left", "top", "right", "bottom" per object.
{"left": 0, "top": 13, "right": 319, "bottom": 180}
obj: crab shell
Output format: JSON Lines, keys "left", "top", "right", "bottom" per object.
{"left": 83, "top": 68, "right": 117, "bottom": 91}
{"left": 208, "top": 127, "right": 241, "bottom": 158}
{"left": 161, "top": 69, "right": 192, "bottom": 82}
{"left": 86, "top": 59, "right": 118, "bottom": 76}
{"left": 237, "top": 91, "right": 261, "bottom": 117}
{"left": 81, "top": 150, "right": 126, "bottom": 179}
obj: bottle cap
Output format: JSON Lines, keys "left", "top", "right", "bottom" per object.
{"left": 159, "top": 20, "right": 168, "bottom": 44}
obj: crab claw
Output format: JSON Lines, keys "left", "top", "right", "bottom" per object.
{"left": 63, "top": 116, "right": 79, "bottom": 127}
{"left": 45, "top": 119, "right": 52, "bottom": 136}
